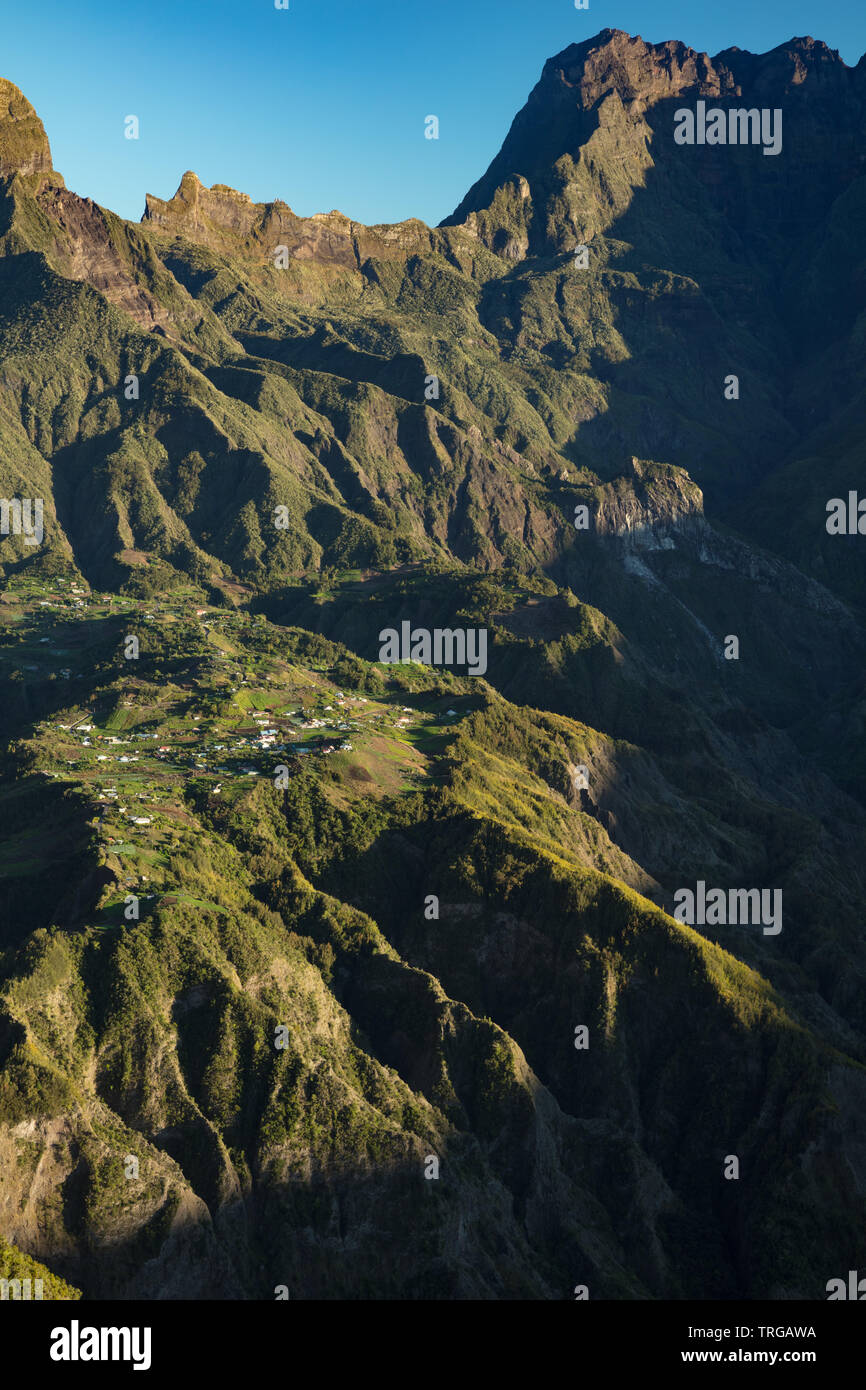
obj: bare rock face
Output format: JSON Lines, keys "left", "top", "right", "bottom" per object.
{"left": 142, "top": 169, "right": 439, "bottom": 267}
{"left": 443, "top": 28, "right": 865, "bottom": 255}
{"left": 590, "top": 458, "right": 705, "bottom": 548}
{"left": 553, "top": 27, "right": 727, "bottom": 108}
{"left": 143, "top": 171, "right": 262, "bottom": 243}
{"left": 0, "top": 77, "right": 53, "bottom": 176}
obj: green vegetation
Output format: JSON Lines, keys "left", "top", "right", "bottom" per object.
{"left": 1, "top": 31, "right": 865, "bottom": 1300}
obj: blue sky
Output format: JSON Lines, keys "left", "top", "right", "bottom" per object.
{"left": 4, "top": 0, "right": 865, "bottom": 227}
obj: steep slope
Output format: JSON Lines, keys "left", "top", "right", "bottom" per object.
{"left": 443, "top": 29, "right": 866, "bottom": 595}
{"left": 1, "top": 30, "right": 866, "bottom": 1301}
{"left": 0, "top": 78, "right": 54, "bottom": 178}
{"left": 1, "top": 601, "right": 864, "bottom": 1299}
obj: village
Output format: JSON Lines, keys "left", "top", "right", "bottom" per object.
{"left": 0, "top": 573, "right": 472, "bottom": 925}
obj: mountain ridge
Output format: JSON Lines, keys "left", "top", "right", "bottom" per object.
{"left": 1, "top": 29, "right": 865, "bottom": 1302}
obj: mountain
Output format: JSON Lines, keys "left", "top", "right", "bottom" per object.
{"left": 1, "top": 30, "right": 865, "bottom": 1301}
{"left": 0, "top": 78, "right": 53, "bottom": 178}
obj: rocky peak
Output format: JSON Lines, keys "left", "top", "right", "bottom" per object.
{"left": 542, "top": 30, "right": 850, "bottom": 108}
{"left": 0, "top": 77, "right": 53, "bottom": 177}
{"left": 142, "top": 170, "right": 445, "bottom": 269}
{"left": 443, "top": 29, "right": 862, "bottom": 243}
{"left": 143, "top": 171, "right": 261, "bottom": 240}
{"left": 541, "top": 29, "right": 722, "bottom": 107}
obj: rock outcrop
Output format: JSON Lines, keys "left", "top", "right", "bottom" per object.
{"left": 588, "top": 458, "right": 705, "bottom": 547}
{"left": 143, "top": 169, "right": 446, "bottom": 267}
{"left": 0, "top": 77, "right": 53, "bottom": 177}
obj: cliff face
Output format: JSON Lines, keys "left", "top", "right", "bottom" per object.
{"left": 1, "top": 29, "right": 866, "bottom": 1302}
{"left": 444, "top": 29, "right": 866, "bottom": 255}
{"left": 143, "top": 170, "right": 454, "bottom": 268}
{"left": 583, "top": 458, "right": 705, "bottom": 548}
{"left": 0, "top": 78, "right": 53, "bottom": 177}
{"left": 1, "top": 29, "right": 863, "bottom": 594}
